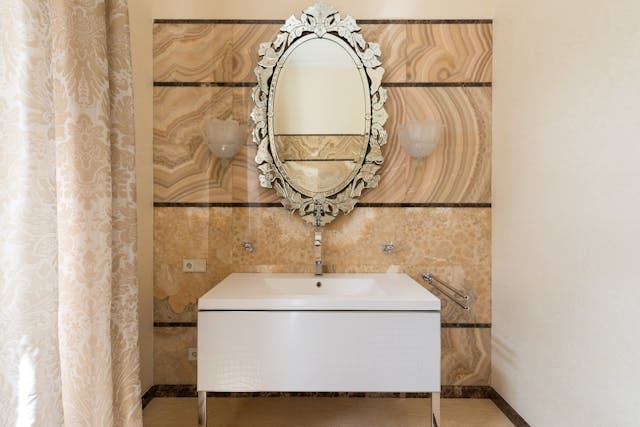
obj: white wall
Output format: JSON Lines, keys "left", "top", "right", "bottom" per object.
{"left": 129, "top": 0, "right": 154, "bottom": 393}
{"left": 492, "top": 1, "right": 640, "bottom": 425}
{"left": 154, "top": 0, "right": 492, "bottom": 19}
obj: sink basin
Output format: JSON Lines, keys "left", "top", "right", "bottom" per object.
{"left": 265, "top": 276, "right": 380, "bottom": 296}
{"left": 198, "top": 272, "right": 440, "bottom": 311}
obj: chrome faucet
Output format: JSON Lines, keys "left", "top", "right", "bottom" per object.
{"left": 314, "top": 230, "right": 323, "bottom": 276}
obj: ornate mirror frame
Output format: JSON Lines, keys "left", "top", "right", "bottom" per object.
{"left": 251, "top": 2, "right": 388, "bottom": 226}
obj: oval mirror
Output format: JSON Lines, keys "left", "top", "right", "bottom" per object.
{"left": 251, "top": 3, "right": 388, "bottom": 226}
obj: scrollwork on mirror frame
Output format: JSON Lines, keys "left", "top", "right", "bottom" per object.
{"left": 250, "top": 2, "right": 388, "bottom": 227}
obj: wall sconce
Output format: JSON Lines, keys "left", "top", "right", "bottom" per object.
{"left": 397, "top": 118, "right": 443, "bottom": 160}
{"left": 202, "top": 118, "right": 244, "bottom": 162}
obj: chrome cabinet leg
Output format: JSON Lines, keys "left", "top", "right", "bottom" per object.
{"left": 429, "top": 392, "right": 440, "bottom": 427}
{"left": 198, "top": 391, "right": 207, "bottom": 427}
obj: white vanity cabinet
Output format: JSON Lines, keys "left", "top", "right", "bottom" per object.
{"left": 197, "top": 273, "right": 441, "bottom": 427}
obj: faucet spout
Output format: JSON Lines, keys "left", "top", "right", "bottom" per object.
{"left": 314, "top": 230, "right": 322, "bottom": 276}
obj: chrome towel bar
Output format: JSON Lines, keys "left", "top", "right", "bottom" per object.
{"left": 422, "top": 272, "right": 470, "bottom": 311}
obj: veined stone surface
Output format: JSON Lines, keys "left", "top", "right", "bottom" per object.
{"left": 152, "top": 19, "right": 493, "bottom": 388}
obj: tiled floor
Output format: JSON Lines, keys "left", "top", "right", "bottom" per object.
{"left": 143, "top": 397, "right": 515, "bottom": 427}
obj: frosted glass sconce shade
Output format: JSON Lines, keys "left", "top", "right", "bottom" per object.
{"left": 398, "top": 118, "right": 443, "bottom": 159}
{"left": 202, "top": 118, "right": 244, "bottom": 159}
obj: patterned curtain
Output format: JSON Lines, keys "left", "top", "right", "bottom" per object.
{"left": 0, "top": 0, "right": 142, "bottom": 426}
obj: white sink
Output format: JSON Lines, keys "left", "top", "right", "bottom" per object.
{"left": 198, "top": 272, "right": 440, "bottom": 311}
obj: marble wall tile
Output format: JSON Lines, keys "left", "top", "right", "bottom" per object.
{"left": 231, "top": 145, "right": 280, "bottom": 203}
{"left": 153, "top": 22, "right": 492, "bottom": 204}
{"left": 153, "top": 23, "right": 492, "bottom": 83}
{"left": 406, "top": 24, "right": 492, "bottom": 82}
{"left": 154, "top": 207, "right": 234, "bottom": 317}
{"left": 154, "top": 23, "right": 282, "bottom": 83}
{"left": 230, "top": 88, "right": 278, "bottom": 203}
{"left": 229, "top": 87, "right": 279, "bottom": 202}
{"left": 361, "top": 87, "right": 491, "bottom": 204}
{"left": 359, "top": 24, "right": 407, "bottom": 83}
{"left": 231, "top": 207, "right": 315, "bottom": 268}
{"left": 154, "top": 327, "right": 197, "bottom": 384}
{"left": 153, "top": 24, "right": 233, "bottom": 82}
{"left": 154, "top": 207, "right": 490, "bottom": 324}
{"left": 152, "top": 20, "right": 493, "bottom": 387}
{"left": 153, "top": 86, "right": 232, "bottom": 202}
{"left": 323, "top": 208, "right": 491, "bottom": 324}
{"left": 155, "top": 298, "right": 197, "bottom": 323}
{"left": 231, "top": 24, "right": 284, "bottom": 82}
{"left": 154, "top": 87, "right": 256, "bottom": 202}
{"left": 442, "top": 328, "right": 491, "bottom": 385}
{"left": 154, "top": 87, "right": 490, "bottom": 204}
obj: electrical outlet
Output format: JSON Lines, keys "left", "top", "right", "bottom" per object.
{"left": 183, "top": 258, "right": 207, "bottom": 273}
{"left": 188, "top": 347, "right": 197, "bottom": 361}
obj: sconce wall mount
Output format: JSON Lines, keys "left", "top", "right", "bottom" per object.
{"left": 397, "top": 118, "right": 443, "bottom": 160}
{"left": 202, "top": 118, "right": 244, "bottom": 160}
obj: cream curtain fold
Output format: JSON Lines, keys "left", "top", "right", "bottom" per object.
{"left": 0, "top": 0, "right": 142, "bottom": 426}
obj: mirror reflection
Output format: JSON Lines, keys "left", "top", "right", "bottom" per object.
{"left": 273, "top": 38, "right": 368, "bottom": 196}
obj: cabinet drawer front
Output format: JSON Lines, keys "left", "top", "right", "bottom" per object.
{"left": 198, "top": 311, "right": 440, "bottom": 392}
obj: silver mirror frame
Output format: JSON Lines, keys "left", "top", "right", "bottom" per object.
{"left": 251, "top": 2, "right": 388, "bottom": 226}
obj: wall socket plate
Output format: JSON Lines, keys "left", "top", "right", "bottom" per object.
{"left": 183, "top": 258, "right": 207, "bottom": 273}
{"left": 188, "top": 347, "right": 197, "bottom": 361}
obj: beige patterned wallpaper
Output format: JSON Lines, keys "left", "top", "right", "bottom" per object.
{"left": 152, "top": 20, "right": 492, "bottom": 388}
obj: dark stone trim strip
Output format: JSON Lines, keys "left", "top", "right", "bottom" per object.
{"left": 154, "top": 202, "right": 282, "bottom": 208}
{"left": 198, "top": 309, "right": 438, "bottom": 313}
{"left": 154, "top": 322, "right": 197, "bottom": 327}
{"left": 444, "top": 385, "right": 493, "bottom": 399}
{"left": 153, "top": 19, "right": 492, "bottom": 25}
{"left": 208, "top": 391, "right": 435, "bottom": 398}
{"left": 154, "top": 19, "right": 286, "bottom": 24}
{"left": 153, "top": 384, "right": 197, "bottom": 398}
{"left": 384, "top": 82, "right": 492, "bottom": 87}
{"left": 441, "top": 323, "right": 491, "bottom": 328}
{"left": 153, "top": 322, "right": 490, "bottom": 328}
{"left": 358, "top": 19, "right": 493, "bottom": 24}
{"left": 142, "top": 385, "right": 158, "bottom": 409}
{"left": 489, "top": 389, "right": 531, "bottom": 427}
{"left": 154, "top": 81, "right": 255, "bottom": 87}
{"left": 153, "top": 81, "right": 492, "bottom": 88}
{"left": 154, "top": 202, "right": 491, "bottom": 208}
{"left": 145, "top": 384, "right": 492, "bottom": 400}
{"left": 357, "top": 203, "right": 491, "bottom": 208}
